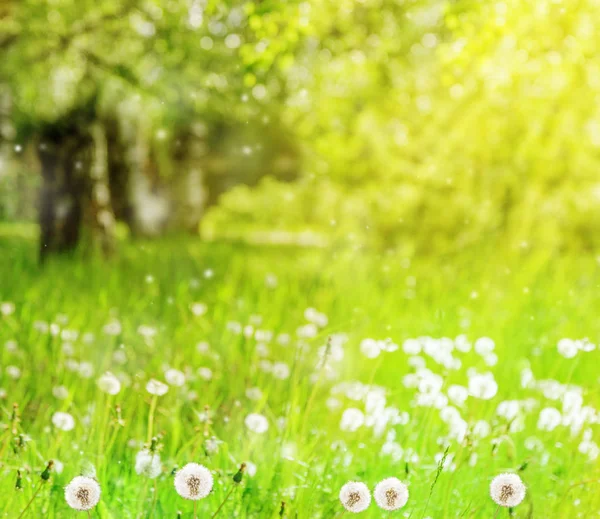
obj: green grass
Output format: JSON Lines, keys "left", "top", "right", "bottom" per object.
{"left": 1, "top": 233, "right": 599, "bottom": 518}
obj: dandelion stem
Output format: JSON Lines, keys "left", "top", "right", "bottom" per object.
{"left": 151, "top": 479, "right": 158, "bottom": 517}
{"left": 137, "top": 480, "right": 149, "bottom": 519}
{"left": 301, "top": 337, "right": 331, "bottom": 436}
{"left": 147, "top": 395, "right": 158, "bottom": 444}
{"left": 17, "top": 481, "right": 43, "bottom": 519}
{"left": 0, "top": 431, "right": 10, "bottom": 461}
{"left": 97, "top": 396, "right": 112, "bottom": 466}
{"left": 194, "top": 500, "right": 198, "bottom": 519}
{"left": 420, "top": 446, "right": 449, "bottom": 519}
{"left": 211, "top": 485, "right": 236, "bottom": 518}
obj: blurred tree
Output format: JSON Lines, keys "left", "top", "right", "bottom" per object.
{"left": 9, "top": 0, "right": 598, "bottom": 255}
{"left": 207, "top": 0, "right": 600, "bottom": 254}
{"left": 1, "top": 0, "right": 306, "bottom": 258}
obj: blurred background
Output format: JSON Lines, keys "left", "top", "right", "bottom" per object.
{"left": 1, "top": 0, "right": 599, "bottom": 259}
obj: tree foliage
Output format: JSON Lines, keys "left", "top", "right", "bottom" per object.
{"left": 207, "top": 0, "right": 600, "bottom": 253}
{"left": 2, "top": 0, "right": 600, "bottom": 254}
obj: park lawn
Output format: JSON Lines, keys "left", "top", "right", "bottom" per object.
{"left": 0, "top": 232, "right": 599, "bottom": 518}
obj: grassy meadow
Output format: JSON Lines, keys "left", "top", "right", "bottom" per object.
{"left": 4, "top": 0, "right": 600, "bottom": 517}
{"left": 0, "top": 230, "right": 599, "bottom": 518}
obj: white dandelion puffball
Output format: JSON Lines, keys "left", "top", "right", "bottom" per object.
{"left": 135, "top": 450, "right": 162, "bottom": 479}
{"left": 272, "top": 362, "right": 290, "bottom": 380}
{"left": 174, "top": 463, "right": 213, "bottom": 500}
{"left": 360, "top": 338, "right": 381, "bottom": 358}
{"left": 474, "top": 337, "right": 495, "bottom": 355}
{"left": 245, "top": 413, "right": 269, "bottom": 434}
{"left": 537, "top": 407, "right": 562, "bottom": 432}
{"left": 52, "top": 411, "right": 75, "bottom": 431}
{"left": 340, "top": 408, "right": 365, "bottom": 432}
{"left": 374, "top": 477, "right": 409, "bottom": 511}
{"left": 468, "top": 372, "right": 498, "bottom": 400}
{"left": 557, "top": 338, "right": 578, "bottom": 359}
{"left": 97, "top": 372, "right": 121, "bottom": 395}
{"left": 146, "top": 378, "right": 169, "bottom": 396}
{"left": 64, "top": 476, "right": 101, "bottom": 511}
{"left": 165, "top": 368, "right": 186, "bottom": 387}
{"left": 1, "top": 301, "right": 15, "bottom": 315}
{"left": 490, "top": 473, "right": 526, "bottom": 508}
{"left": 339, "top": 481, "right": 371, "bottom": 513}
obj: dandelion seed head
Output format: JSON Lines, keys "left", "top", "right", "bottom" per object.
{"left": 244, "top": 413, "right": 269, "bottom": 434}
{"left": 373, "top": 477, "right": 409, "bottom": 511}
{"left": 340, "top": 408, "right": 365, "bottom": 432}
{"left": 204, "top": 436, "right": 222, "bottom": 454}
{"left": 272, "top": 362, "right": 290, "bottom": 380}
{"left": 174, "top": 463, "right": 213, "bottom": 500}
{"left": 135, "top": 450, "right": 162, "bottom": 479}
{"left": 0, "top": 302, "right": 15, "bottom": 316}
{"left": 97, "top": 372, "right": 121, "bottom": 395}
{"left": 64, "top": 476, "right": 101, "bottom": 511}
{"left": 196, "top": 341, "right": 210, "bottom": 353}
{"left": 146, "top": 379, "right": 169, "bottom": 396}
{"left": 103, "top": 320, "right": 122, "bottom": 336}
{"left": 490, "top": 473, "right": 526, "bottom": 508}
{"left": 52, "top": 386, "right": 69, "bottom": 400}
{"left": 246, "top": 387, "right": 263, "bottom": 401}
{"left": 339, "top": 481, "right": 371, "bottom": 513}
{"left": 447, "top": 384, "right": 468, "bottom": 406}
{"left": 557, "top": 338, "right": 578, "bottom": 358}
{"left": 360, "top": 338, "right": 381, "bottom": 358}
{"left": 191, "top": 303, "right": 207, "bottom": 316}
{"left": 197, "top": 367, "right": 213, "bottom": 380}
{"left": 468, "top": 371, "right": 498, "bottom": 400}
{"left": 78, "top": 362, "right": 94, "bottom": 379}
{"left": 244, "top": 461, "right": 257, "bottom": 477}
{"left": 165, "top": 369, "right": 186, "bottom": 387}
{"left": 474, "top": 337, "right": 495, "bottom": 355}
{"left": 537, "top": 407, "right": 562, "bottom": 431}
{"left": 52, "top": 411, "right": 75, "bottom": 431}
{"left": 6, "top": 365, "right": 21, "bottom": 379}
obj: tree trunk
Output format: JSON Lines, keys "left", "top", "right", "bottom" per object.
{"left": 37, "top": 123, "right": 93, "bottom": 261}
{"left": 169, "top": 128, "right": 207, "bottom": 233}
{"left": 105, "top": 116, "right": 134, "bottom": 226}
{"left": 89, "top": 122, "right": 116, "bottom": 255}
{"left": 126, "top": 123, "right": 170, "bottom": 236}
{"left": 36, "top": 115, "right": 116, "bottom": 261}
